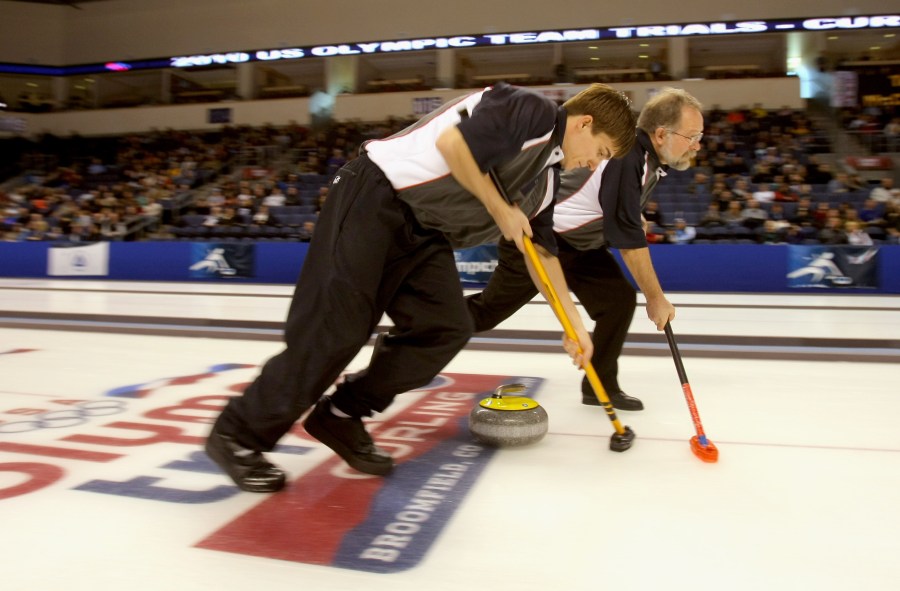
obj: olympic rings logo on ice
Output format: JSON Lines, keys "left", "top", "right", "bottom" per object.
{"left": 0, "top": 400, "right": 128, "bottom": 434}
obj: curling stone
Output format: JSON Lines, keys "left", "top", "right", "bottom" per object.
{"left": 469, "top": 383, "right": 549, "bottom": 447}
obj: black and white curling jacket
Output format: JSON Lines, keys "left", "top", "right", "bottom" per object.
{"left": 551, "top": 128, "right": 667, "bottom": 251}
{"left": 363, "top": 82, "right": 564, "bottom": 251}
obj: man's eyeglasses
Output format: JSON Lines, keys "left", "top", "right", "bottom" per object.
{"left": 666, "top": 129, "right": 703, "bottom": 144}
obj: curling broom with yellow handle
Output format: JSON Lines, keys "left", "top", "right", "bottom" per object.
{"left": 489, "top": 170, "right": 635, "bottom": 452}
{"left": 664, "top": 322, "right": 719, "bottom": 462}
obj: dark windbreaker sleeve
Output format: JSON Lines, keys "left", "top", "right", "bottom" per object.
{"left": 599, "top": 149, "right": 650, "bottom": 249}
{"left": 529, "top": 201, "right": 558, "bottom": 256}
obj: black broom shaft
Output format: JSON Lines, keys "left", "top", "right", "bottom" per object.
{"left": 664, "top": 322, "right": 690, "bottom": 385}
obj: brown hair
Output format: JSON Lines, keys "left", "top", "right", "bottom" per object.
{"left": 637, "top": 87, "right": 703, "bottom": 134}
{"left": 563, "top": 83, "right": 636, "bottom": 158}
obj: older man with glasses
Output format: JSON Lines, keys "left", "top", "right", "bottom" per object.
{"left": 468, "top": 87, "right": 704, "bottom": 411}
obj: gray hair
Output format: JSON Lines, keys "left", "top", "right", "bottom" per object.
{"left": 637, "top": 87, "right": 703, "bottom": 134}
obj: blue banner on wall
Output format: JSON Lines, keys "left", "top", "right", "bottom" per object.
{"left": 786, "top": 245, "right": 879, "bottom": 289}
{"left": 2, "top": 242, "right": 899, "bottom": 294}
{"left": 454, "top": 244, "right": 498, "bottom": 286}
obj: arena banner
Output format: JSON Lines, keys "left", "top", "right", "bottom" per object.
{"left": 46, "top": 242, "right": 110, "bottom": 276}
{"left": 786, "top": 245, "right": 879, "bottom": 289}
{"left": 830, "top": 71, "right": 858, "bottom": 108}
{"left": 188, "top": 243, "right": 255, "bottom": 279}
{"left": 412, "top": 96, "right": 444, "bottom": 115}
{"left": 0, "top": 115, "right": 27, "bottom": 133}
{"left": 454, "top": 244, "right": 498, "bottom": 287}
{"left": 3, "top": 242, "right": 899, "bottom": 293}
{"left": 5, "top": 14, "right": 897, "bottom": 76}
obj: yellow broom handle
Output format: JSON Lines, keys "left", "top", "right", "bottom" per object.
{"left": 520, "top": 235, "right": 625, "bottom": 434}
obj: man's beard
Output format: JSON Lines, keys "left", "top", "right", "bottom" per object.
{"left": 668, "top": 157, "right": 692, "bottom": 171}
{"left": 661, "top": 141, "right": 693, "bottom": 171}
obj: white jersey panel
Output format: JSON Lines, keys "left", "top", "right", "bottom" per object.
{"left": 552, "top": 160, "right": 609, "bottom": 233}
{"left": 365, "top": 90, "right": 555, "bottom": 191}
{"left": 552, "top": 154, "right": 651, "bottom": 235}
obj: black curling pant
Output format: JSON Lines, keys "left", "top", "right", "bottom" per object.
{"left": 216, "top": 155, "right": 474, "bottom": 451}
{"left": 466, "top": 237, "right": 636, "bottom": 395}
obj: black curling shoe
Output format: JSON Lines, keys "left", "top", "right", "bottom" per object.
{"left": 205, "top": 429, "right": 286, "bottom": 493}
{"left": 581, "top": 387, "right": 645, "bottom": 411}
{"left": 303, "top": 396, "right": 394, "bottom": 476}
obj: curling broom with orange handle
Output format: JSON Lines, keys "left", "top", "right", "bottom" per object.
{"left": 664, "top": 322, "right": 719, "bottom": 463}
{"left": 488, "top": 169, "right": 635, "bottom": 452}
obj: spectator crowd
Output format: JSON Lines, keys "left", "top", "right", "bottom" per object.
{"left": 645, "top": 105, "right": 900, "bottom": 245}
{"left": 2, "top": 106, "right": 899, "bottom": 246}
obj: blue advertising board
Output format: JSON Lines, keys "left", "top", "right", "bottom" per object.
{"left": 1, "top": 242, "right": 898, "bottom": 294}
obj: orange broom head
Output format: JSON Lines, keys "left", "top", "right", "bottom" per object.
{"left": 690, "top": 435, "right": 719, "bottom": 463}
